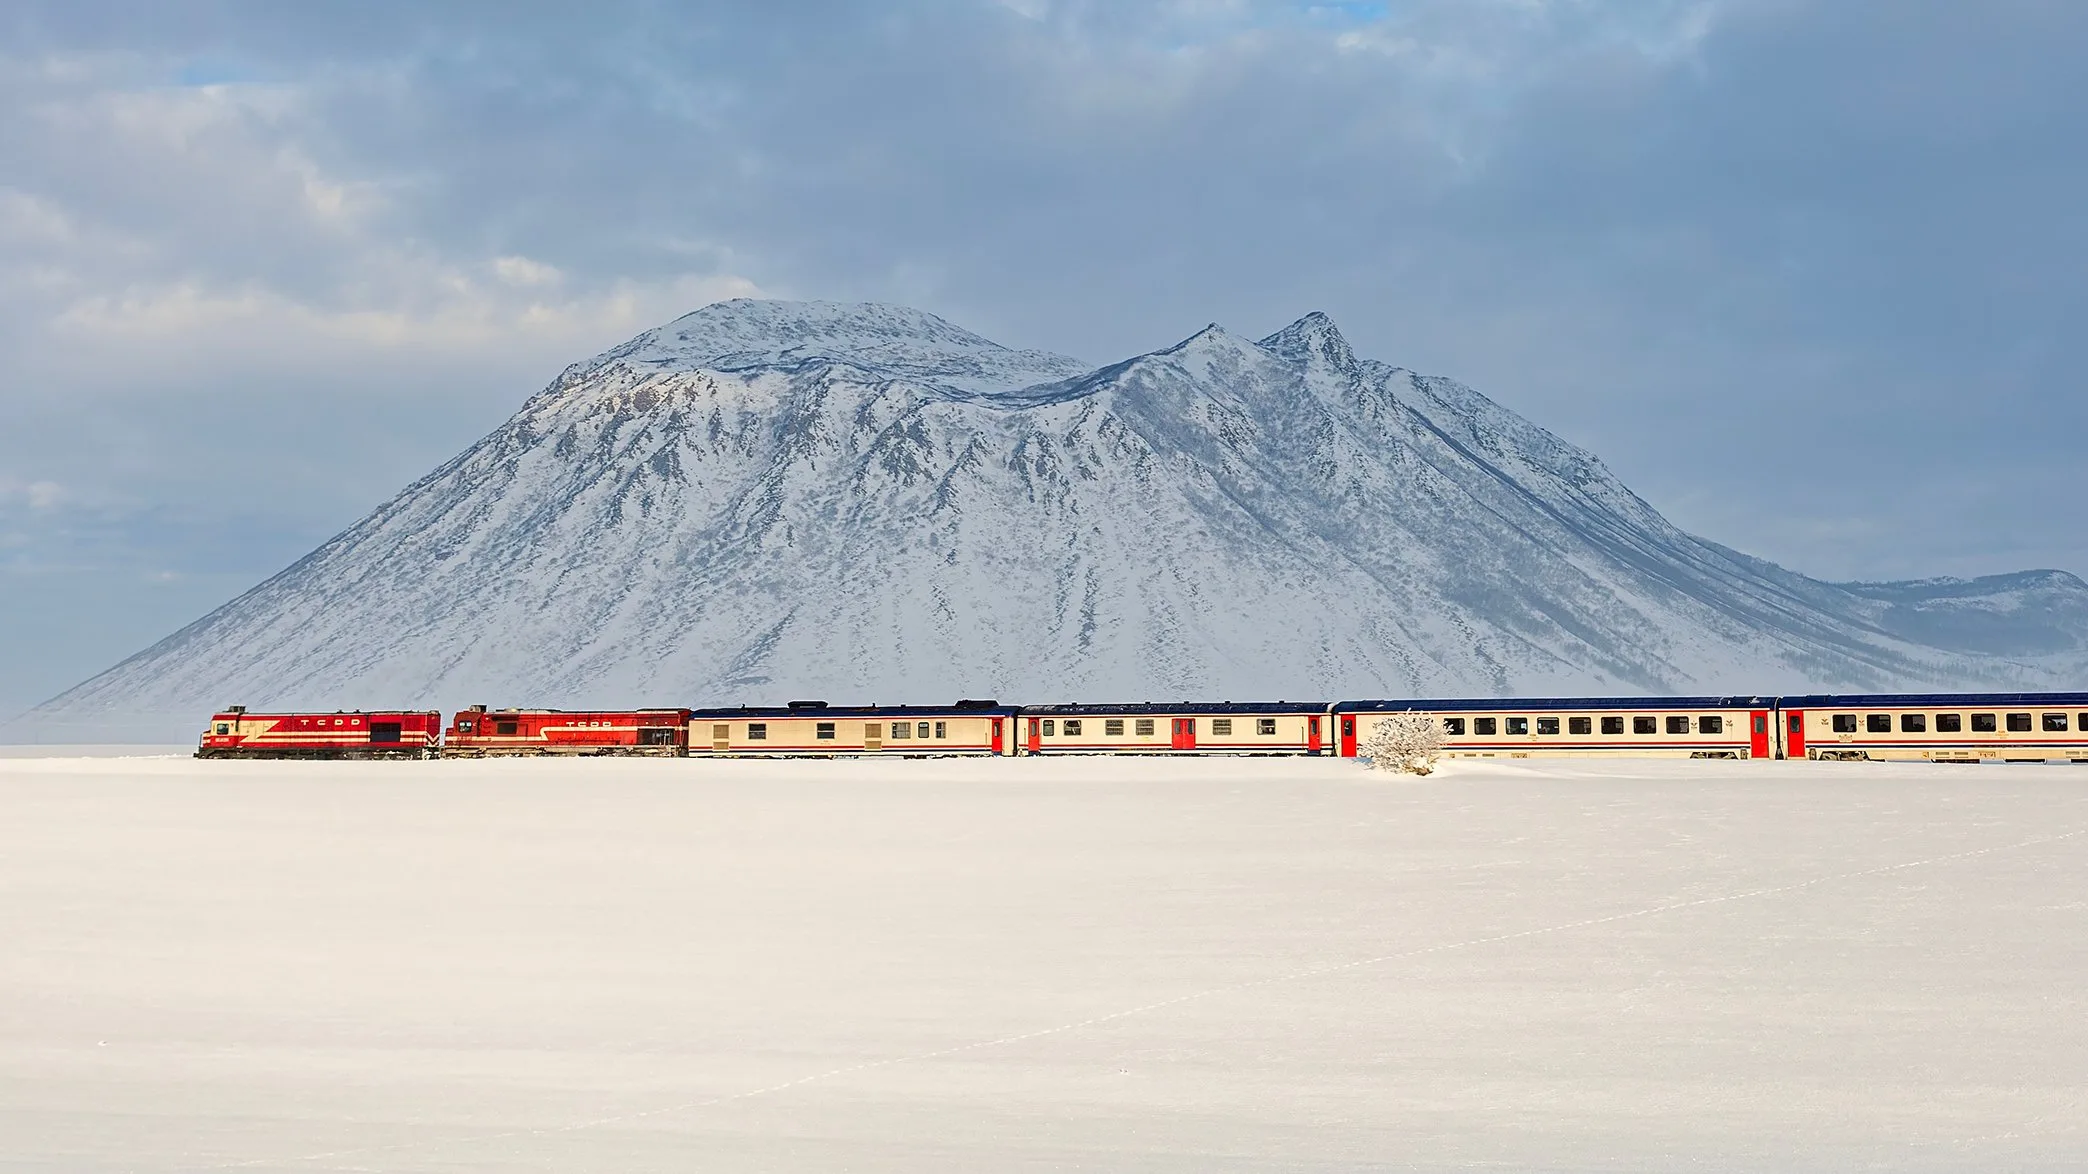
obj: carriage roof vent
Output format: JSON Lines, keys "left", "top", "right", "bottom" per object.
{"left": 226, "top": 705, "right": 247, "bottom": 714}
{"left": 470, "top": 704, "right": 488, "bottom": 712}
{"left": 787, "top": 700, "right": 829, "bottom": 710}
{"left": 954, "top": 699, "right": 1000, "bottom": 709}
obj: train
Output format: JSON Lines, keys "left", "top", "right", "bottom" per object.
{"left": 195, "top": 692, "right": 2088, "bottom": 764}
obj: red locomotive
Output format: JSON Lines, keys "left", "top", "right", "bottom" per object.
{"left": 443, "top": 706, "right": 692, "bottom": 756}
{"left": 196, "top": 706, "right": 442, "bottom": 759}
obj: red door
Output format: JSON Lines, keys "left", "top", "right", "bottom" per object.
{"left": 1026, "top": 718, "right": 1041, "bottom": 755}
{"left": 1750, "top": 710, "right": 1770, "bottom": 759}
{"left": 1307, "top": 715, "right": 1322, "bottom": 756}
{"left": 1171, "top": 718, "right": 1197, "bottom": 750}
{"left": 1339, "top": 715, "right": 1357, "bottom": 757}
{"left": 991, "top": 719, "right": 1004, "bottom": 756}
{"left": 1784, "top": 711, "right": 1805, "bottom": 760}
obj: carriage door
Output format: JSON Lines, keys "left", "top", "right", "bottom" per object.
{"left": 864, "top": 723, "right": 883, "bottom": 752}
{"left": 1026, "top": 718, "right": 1042, "bottom": 755}
{"left": 1307, "top": 715, "right": 1323, "bottom": 756}
{"left": 991, "top": 718, "right": 1004, "bottom": 756}
{"left": 1749, "top": 710, "right": 1770, "bottom": 760}
{"left": 1171, "top": 718, "right": 1197, "bottom": 751}
{"left": 1339, "top": 715, "right": 1357, "bottom": 758}
{"left": 370, "top": 721, "right": 402, "bottom": 745}
{"left": 1784, "top": 711, "right": 1805, "bottom": 760}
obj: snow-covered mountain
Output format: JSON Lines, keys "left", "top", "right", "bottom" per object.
{"left": 22, "top": 299, "right": 2088, "bottom": 739}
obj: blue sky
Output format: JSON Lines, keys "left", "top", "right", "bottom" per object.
{"left": 3, "top": 0, "right": 2085, "bottom": 718}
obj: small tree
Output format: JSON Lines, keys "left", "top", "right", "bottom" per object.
{"left": 1360, "top": 711, "right": 1443, "bottom": 776}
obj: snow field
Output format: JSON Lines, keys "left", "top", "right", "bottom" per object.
{"left": 1, "top": 754, "right": 2083, "bottom": 1171}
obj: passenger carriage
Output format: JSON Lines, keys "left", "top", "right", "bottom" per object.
{"left": 196, "top": 706, "right": 443, "bottom": 759}
{"left": 1016, "top": 702, "right": 1331, "bottom": 755}
{"left": 443, "top": 706, "right": 692, "bottom": 757}
{"left": 1778, "top": 693, "right": 2088, "bottom": 762}
{"left": 1333, "top": 697, "right": 1773, "bottom": 760}
{"left": 687, "top": 701, "right": 1017, "bottom": 756}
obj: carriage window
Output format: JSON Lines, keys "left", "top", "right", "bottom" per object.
{"left": 1971, "top": 713, "right": 1997, "bottom": 732}
{"left": 1064, "top": 720, "right": 1082, "bottom": 736}
{"left": 748, "top": 723, "right": 767, "bottom": 740}
{"left": 1505, "top": 716, "right": 1529, "bottom": 735}
{"left": 1831, "top": 714, "right": 1857, "bottom": 733}
{"left": 496, "top": 721, "right": 518, "bottom": 736}
{"left": 1901, "top": 714, "right": 1926, "bottom": 733}
{"left": 1569, "top": 716, "right": 1591, "bottom": 735}
{"left": 1474, "top": 717, "right": 1497, "bottom": 735}
{"left": 918, "top": 722, "right": 932, "bottom": 738}
{"left": 890, "top": 722, "right": 912, "bottom": 738}
{"left": 1212, "top": 719, "right": 1233, "bottom": 735}
{"left": 1666, "top": 716, "right": 1689, "bottom": 735}
{"left": 215, "top": 723, "right": 230, "bottom": 735}
{"left": 2042, "top": 713, "right": 2069, "bottom": 732}
{"left": 1634, "top": 716, "right": 1656, "bottom": 735}
{"left": 815, "top": 722, "right": 835, "bottom": 740}
{"left": 1699, "top": 715, "right": 1723, "bottom": 734}
{"left": 1536, "top": 717, "right": 1559, "bottom": 735}
{"left": 1935, "top": 713, "right": 1961, "bottom": 733}
{"left": 1601, "top": 716, "right": 1623, "bottom": 735}
{"left": 1135, "top": 719, "right": 1154, "bottom": 736}
{"left": 1105, "top": 719, "right": 1124, "bottom": 736}
{"left": 1443, "top": 717, "right": 1465, "bottom": 735}
{"left": 1866, "top": 714, "right": 1892, "bottom": 733}
{"left": 1042, "top": 720, "right": 1056, "bottom": 736}
{"left": 934, "top": 722, "right": 946, "bottom": 738}
{"left": 2007, "top": 713, "right": 2032, "bottom": 732}
{"left": 1257, "top": 718, "right": 1277, "bottom": 736}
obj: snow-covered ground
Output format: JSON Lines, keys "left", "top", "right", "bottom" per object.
{"left": 3, "top": 754, "right": 2082, "bottom": 1172}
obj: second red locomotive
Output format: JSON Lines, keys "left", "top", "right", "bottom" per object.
{"left": 442, "top": 706, "right": 692, "bottom": 757}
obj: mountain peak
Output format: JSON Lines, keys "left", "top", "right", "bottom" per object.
{"left": 1258, "top": 311, "right": 1357, "bottom": 375}
{"left": 579, "top": 298, "right": 1090, "bottom": 394}
{"left": 1166, "top": 322, "right": 1245, "bottom": 351}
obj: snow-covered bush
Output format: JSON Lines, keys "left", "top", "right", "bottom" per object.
{"left": 1359, "top": 711, "right": 1443, "bottom": 775}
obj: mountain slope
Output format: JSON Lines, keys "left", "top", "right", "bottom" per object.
{"left": 23, "top": 299, "right": 2085, "bottom": 739}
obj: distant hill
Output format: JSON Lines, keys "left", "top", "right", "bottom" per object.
{"left": 22, "top": 299, "right": 2087, "bottom": 740}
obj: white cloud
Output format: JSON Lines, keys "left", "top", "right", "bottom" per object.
{"left": 493, "top": 254, "right": 562, "bottom": 287}
{"left": 0, "top": 477, "right": 66, "bottom": 511}
{"left": 3, "top": 55, "right": 761, "bottom": 394}
{"left": 44, "top": 265, "right": 759, "bottom": 361}
{"left": 0, "top": 188, "right": 78, "bottom": 246}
